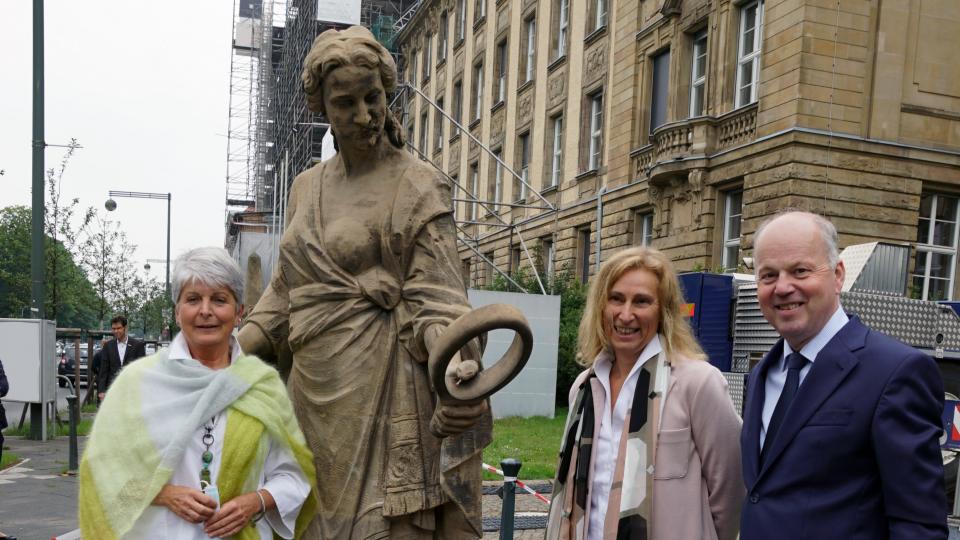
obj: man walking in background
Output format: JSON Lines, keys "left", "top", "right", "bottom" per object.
{"left": 740, "top": 210, "right": 947, "bottom": 539}
{"left": 97, "top": 316, "right": 146, "bottom": 401}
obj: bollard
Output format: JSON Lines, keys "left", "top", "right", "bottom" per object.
{"left": 499, "top": 458, "right": 522, "bottom": 540}
{"left": 66, "top": 394, "right": 79, "bottom": 473}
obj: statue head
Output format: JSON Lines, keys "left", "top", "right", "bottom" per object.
{"left": 302, "top": 26, "right": 403, "bottom": 149}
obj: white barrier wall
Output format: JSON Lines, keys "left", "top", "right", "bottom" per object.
{"left": 0, "top": 319, "right": 56, "bottom": 404}
{"left": 467, "top": 290, "right": 560, "bottom": 419}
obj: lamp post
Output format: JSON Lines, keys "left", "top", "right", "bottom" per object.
{"left": 105, "top": 191, "right": 172, "bottom": 339}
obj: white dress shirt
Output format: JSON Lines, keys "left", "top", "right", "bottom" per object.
{"left": 587, "top": 334, "right": 669, "bottom": 540}
{"left": 760, "top": 306, "right": 849, "bottom": 448}
{"left": 117, "top": 337, "right": 128, "bottom": 364}
{"left": 126, "top": 333, "right": 311, "bottom": 539}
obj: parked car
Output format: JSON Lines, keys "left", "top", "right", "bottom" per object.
{"left": 60, "top": 347, "right": 91, "bottom": 388}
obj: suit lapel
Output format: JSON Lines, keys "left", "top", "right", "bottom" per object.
{"left": 743, "top": 341, "right": 783, "bottom": 487}
{"left": 757, "top": 318, "right": 867, "bottom": 480}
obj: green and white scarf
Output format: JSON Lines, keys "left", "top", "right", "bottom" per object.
{"left": 79, "top": 350, "right": 317, "bottom": 540}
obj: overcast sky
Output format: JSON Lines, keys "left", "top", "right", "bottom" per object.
{"left": 1, "top": 1, "right": 236, "bottom": 285}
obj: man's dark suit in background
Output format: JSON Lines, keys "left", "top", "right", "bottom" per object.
{"left": 97, "top": 316, "right": 146, "bottom": 400}
{"left": 741, "top": 210, "right": 947, "bottom": 540}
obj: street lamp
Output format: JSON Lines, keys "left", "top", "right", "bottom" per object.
{"left": 105, "top": 191, "right": 172, "bottom": 339}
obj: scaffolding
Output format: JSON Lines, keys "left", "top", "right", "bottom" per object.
{"left": 226, "top": 0, "right": 542, "bottom": 284}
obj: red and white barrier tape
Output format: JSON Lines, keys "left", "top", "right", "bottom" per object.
{"left": 482, "top": 462, "right": 551, "bottom": 505}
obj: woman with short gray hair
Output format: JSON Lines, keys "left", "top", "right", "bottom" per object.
{"left": 80, "top": 247, "right": 317, "bottom": 539}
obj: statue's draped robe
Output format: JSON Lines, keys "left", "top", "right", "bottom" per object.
{"left": 246, "top": 156, "right": 492, "bottom": 539}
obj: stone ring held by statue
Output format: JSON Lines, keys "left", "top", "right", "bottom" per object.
{"left": 428, "top": 304, "right": 534, "bottom": 405}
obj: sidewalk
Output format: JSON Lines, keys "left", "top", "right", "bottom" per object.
{"left": 1, "top": 435, "right": 84, "bottom": 539}
{"left": 1, "top": 433, "right": 550, "bottom": 539}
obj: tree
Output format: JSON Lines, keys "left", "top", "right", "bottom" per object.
{"left": 0, "top": 205, "right": 99, "bottom": 327}
{"left": 43, "top": 139, "right": 95, "bottom": 323}
{"left": 76, "top": 215, "right": 125, "bottom": 328}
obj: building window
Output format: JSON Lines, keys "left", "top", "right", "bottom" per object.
{"left": 577, "top": 227, "right": 591, "bottom": 284}
{"left": 548, "top": 114, "right": 563, "bottom": 187}
{"left": 913, "top": 193, "right": 960, "bottom": 300}
{"left": 650, "top": 49, "right": 670, "bottom": 134}
{"left": 435, "top": 97, "right": 444, "bottom": 151}
{"left": 736, "top": 0, "right": 763, "bottom": 108}
{"left": 634, "top": 211, "right": 654, "bottom": 246}
{"left": 495, "top": 40, "right": 508, "bottom": 104}
{"left": 541, "top": 237, "right": 555, "bottom": 277}
{"left": 511, "top": 247, "right": 522, "bottom": 275}
{"left": 439, "top": 12, "right": 449, "bottom": 62}
{"left": 472, "top": 61, "right": 484, "bottom": 121}
{"left": 690, "top": 30, "right": 707, "bottom": 117}
{"left": 488, "top": 148, "right": 503, "bottom": 213}
{"left": 452, "top": 80, "right": 463, "bottom": 134}
{"left": 483, "top": 251, "right": 495, "bottom": 286}
{"left": 409, "top": 50, "right": 418, "bottom": 84}
{"left": 462, "top": 258, "right": 472, "bottom": 286}
{"left": 456, "top": 0, "right": 466, "bottom": 42}
{"left": 721, "top": 189, "right": 743, "bottom": 271}
{"left": 587, "top": 92, "right": 603, "bottom": 171}
{"left": 422, "top": 36, "right": 432, "bottom": 81}
{"left": 419, "top": 110, "right": 429, "bottom": 156}
{"left": 589, "top": 0, "right": 607, "bottom": 32}
{"left": 551, "top": 0, "right": 569, "bottom": 59}
{"left": 475, "top": 0, "right": 486, "bottom": 22}
{"left": 522, "top": 17, "right": 536, "bottom": 83}
{"left": 469, "top": 162, "right": 480, "bottom": 219}
{"left": 515, "top": 132, "right": 530, "bottom": 201}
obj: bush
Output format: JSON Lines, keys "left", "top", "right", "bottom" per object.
{"left": 483, "top": 262, "right": 587, "bottom": 406}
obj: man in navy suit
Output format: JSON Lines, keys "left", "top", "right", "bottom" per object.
{"left": 97, "top": 315, "right": 146, "bottom": 401}
{"left": 740, "top": 210, "right": 947, "bottom": 539}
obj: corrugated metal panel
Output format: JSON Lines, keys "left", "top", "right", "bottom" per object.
{"left": 730, "top": 283, "right": 960, "bottom": 374}
{"left": 841, "top": 242, "right": 910, "bottom": 295}
{"left": 722, "top": 372, "right": 747, "bottom": 416}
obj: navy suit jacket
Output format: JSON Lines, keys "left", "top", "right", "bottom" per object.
{"left": 97, "top": 337, "right": 146, "bottom": 393}
{"left": 740, "top": 316, "right": 947, "bottom": 540}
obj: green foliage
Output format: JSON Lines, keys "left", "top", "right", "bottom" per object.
{"left": 483, "top": 408, "right": 568, "bottom": 480}
{"left": 0, "top": 451, "right": 21, "bottom": 471}
{"left": 0, "top": 206, "right": 99, "bottom": 326}
{"left": 5, "top": 416, "right": 93, "bottom": 438}
{"left": 483, "top": 260, "right": 588, "bottom": 405}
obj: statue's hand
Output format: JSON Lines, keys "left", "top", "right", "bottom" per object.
{"left": 430, "top": 399, "right": 488, "bottom": 438}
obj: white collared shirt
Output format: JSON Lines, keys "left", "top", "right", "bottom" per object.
{"left": 587, "top": 334, "right": 668, "bottom": 540}
{"left": 760, "top": 306, "right": 849, "bottom": 448}
{"left": 117, "top": 337, "right": 128, "bottom": 364}
{"left": 126, "top": 333, "right": 310, "bottom": 540}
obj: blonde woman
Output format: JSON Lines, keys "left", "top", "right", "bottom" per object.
{"left": 546, "top": 247, "right": 743, "bottom": 540}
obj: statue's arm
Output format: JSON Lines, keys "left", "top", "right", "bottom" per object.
{"left": 239, "top": 171, "right": 310, "bottom": 362}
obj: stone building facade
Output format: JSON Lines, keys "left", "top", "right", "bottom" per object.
{"left": 396, "top": 0, "right": 960, "bottom": 300}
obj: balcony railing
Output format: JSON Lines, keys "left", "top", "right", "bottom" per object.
{"left": 631, "top": 103, "right": 758, "bottom": 181}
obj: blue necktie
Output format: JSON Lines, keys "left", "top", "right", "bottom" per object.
{"left": 762, "top": 352, "right": 808, "bottom": 464}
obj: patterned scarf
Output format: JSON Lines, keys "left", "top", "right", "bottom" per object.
{"left": 555, "top": 353, "right": 664, "bottom": 539}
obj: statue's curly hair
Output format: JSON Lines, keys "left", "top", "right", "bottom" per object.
{"left": 302, "top": 26, "right": 404, "bottom": 149}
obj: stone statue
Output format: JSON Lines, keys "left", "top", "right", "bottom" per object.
{"left": 237, "top": 26, "right": 529, "bottom": 539}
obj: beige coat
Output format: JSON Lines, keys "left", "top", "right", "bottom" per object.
{"left": 547, "top": 355, "right": 744, "bottom": 540}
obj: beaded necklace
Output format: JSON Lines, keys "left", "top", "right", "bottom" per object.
{"left": 199, "top": 415, "right": 217, "bottom": 487}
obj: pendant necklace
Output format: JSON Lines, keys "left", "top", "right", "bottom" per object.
{"left": 200, "top": 415, "right": 217, "bottom": 488}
